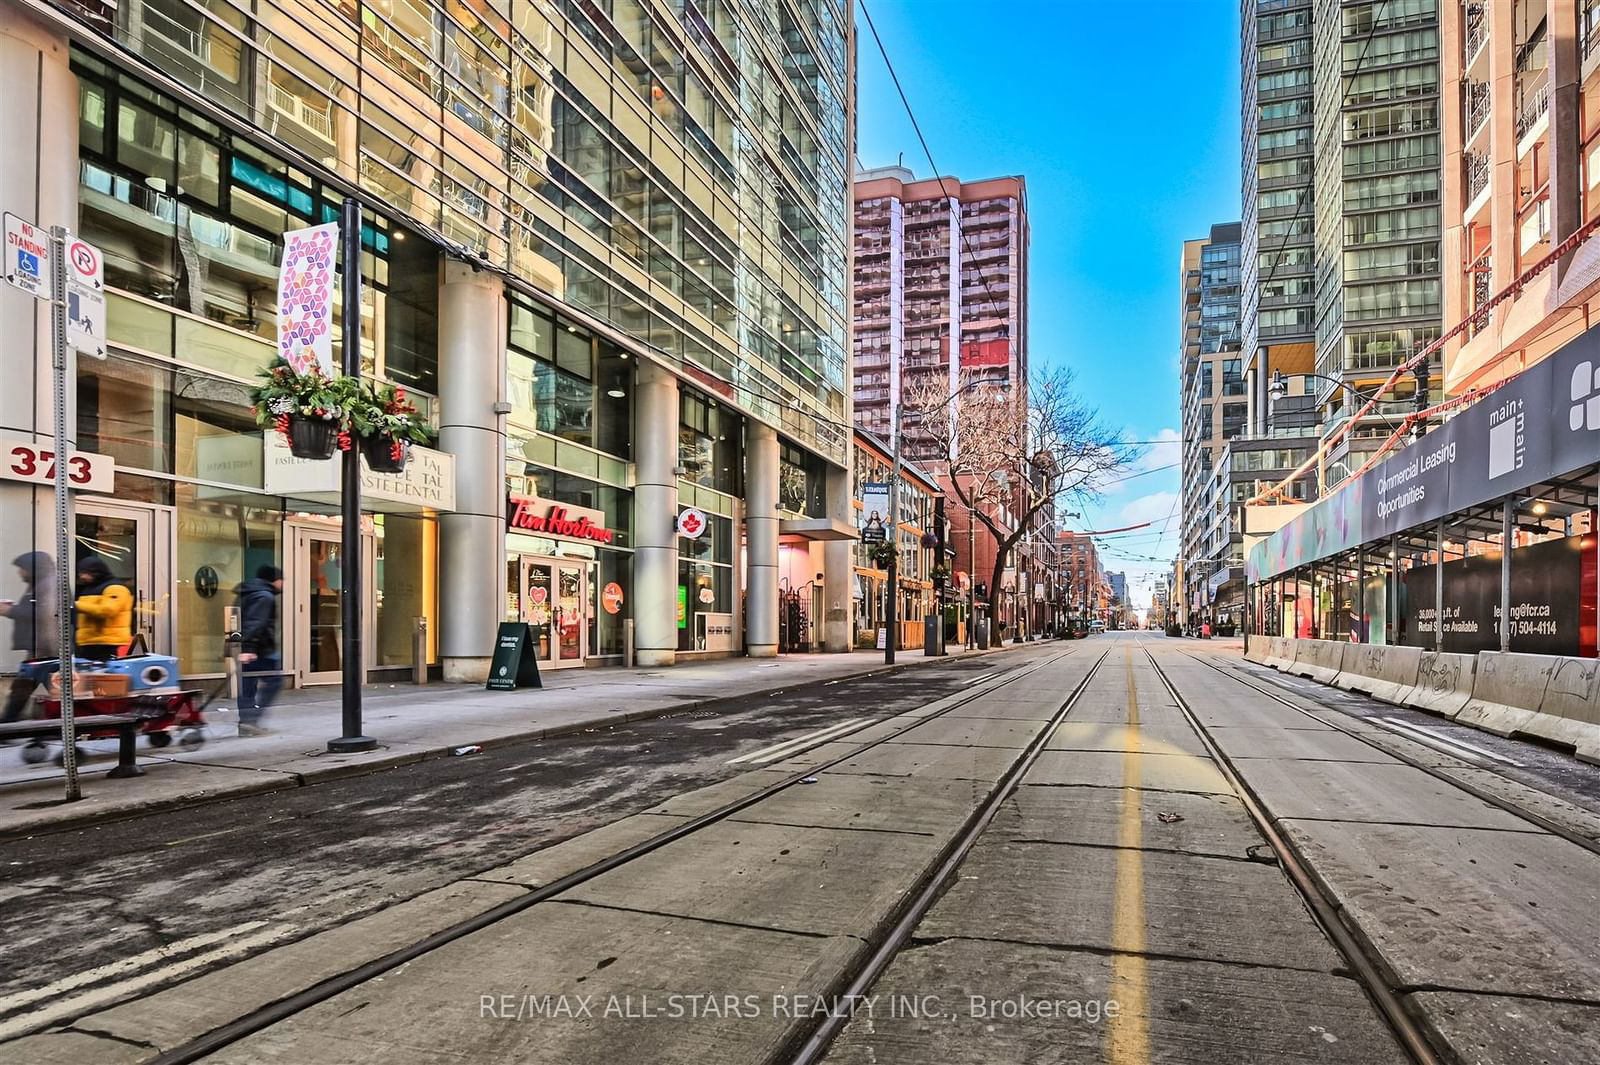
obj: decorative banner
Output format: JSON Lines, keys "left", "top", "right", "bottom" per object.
{"left": 860, "top": 482, "right": 889, "bottom": 543}
{"left": 277, "top": 222, "right": 339, "bottom": 377}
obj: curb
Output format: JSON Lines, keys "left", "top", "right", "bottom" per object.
{"left": 1, "top": 642, "right": 1032, "bottom": 841}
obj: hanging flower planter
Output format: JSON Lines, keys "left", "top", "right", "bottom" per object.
{"left": 349, "top": 382, "right": 433, "bottom": 475}
{"left": 287, "top": 415, "right": 339, "bottom": 459}
{"left": 361, "top": 433, "right": 410, "bottom": 473}
{"left": 249, "top": 357, "right": 358, "bottom": 461}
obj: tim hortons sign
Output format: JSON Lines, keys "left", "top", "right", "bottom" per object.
{"left": 506, "top": 494, "right": 615, "bottom": 545}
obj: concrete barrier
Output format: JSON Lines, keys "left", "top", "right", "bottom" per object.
{"left": 1397, "top": 651, "right": 1477, "bottom": 718}
{"left": 1244, "top": 635, "right": 1270, "bottom": 664}
{"left": 1457, "top": 652, "right": 1552, "bottom": 737}
{"left": 1292, "top": 639, "right": 1345, "bottom": 685}
{"left": 1332, "top": 642, "right": 1364, "bottom": 691}
{"left": 1263, "top": 636, "right": 1297, "bottom": 672}
{"left": 1518, "top": 657, "right": 1600, "bottom": 765}
{"left": 1336, "top": 643, "right": 1423, "bottom": 705}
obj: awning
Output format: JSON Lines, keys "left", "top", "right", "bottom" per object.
{"left": 779, "top": 517, "right": 858, "bottom": 541}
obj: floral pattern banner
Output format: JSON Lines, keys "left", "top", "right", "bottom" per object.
{"left": 276, "top": 222, "right": 339, "bottom": 378}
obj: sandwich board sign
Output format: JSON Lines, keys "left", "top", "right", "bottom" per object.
{"left": 486, "top": 622, "right": 543, "bottom": 691}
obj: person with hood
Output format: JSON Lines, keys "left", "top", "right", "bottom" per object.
{"left": 0, "top": 551, "right": 58, "bottom": 723}
{"left": 74, "top": 556, "right": 133, "bottom": 662}
{"left": 237, "top": 564, "right": 283, "bottom": 736}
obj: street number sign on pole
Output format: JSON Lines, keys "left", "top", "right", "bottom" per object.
{"left": 4, "top": 213, "right": 50, "bottom": 297}
{"left": 65, "top": 236, "right": 107, "bottom": 359}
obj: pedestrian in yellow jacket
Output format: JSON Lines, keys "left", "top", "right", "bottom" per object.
{"left": 75, "top": 556, "right": 133, "bottom": 662}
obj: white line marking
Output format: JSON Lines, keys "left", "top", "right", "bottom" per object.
{"left": 967, "top": 670, "right": 1000, "bottom": 684}
{"left": 727, "top": 718, "right": 869, "bottom": 765}
{"left": 1379, "top": 716, "right": 1524, "bottom": 767}
{"left": 0, "top": 925, "right": 296, "bottom": 1041}
{"left": 0, "top": 920, "right": 268, "bottom": 1017}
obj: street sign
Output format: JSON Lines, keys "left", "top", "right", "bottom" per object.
{"left": 3, "top": 213, "right": 49, "bottom": 298}
{"left": 65, "top": 236, "right": 106, "bottom": 359}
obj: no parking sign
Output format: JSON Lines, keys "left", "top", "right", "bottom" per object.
{"left": 66, "top": 237, "right": 106, "bottom": 359}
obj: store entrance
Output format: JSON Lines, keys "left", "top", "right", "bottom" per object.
{"left": 74, "top": 499, "right": 174, "bottom": 655}
{"left": 289, "top": 523, "right": 375, "bottom": 685}
{"left": 508, "top": 555, "right": 588, "bottom": 668}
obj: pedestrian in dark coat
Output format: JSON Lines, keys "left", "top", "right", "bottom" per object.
{"left": 1, "top": 552, "right": 58, "bottom": 723}
{"left": 237, "top": 565, "right": 283, "bottom": 736}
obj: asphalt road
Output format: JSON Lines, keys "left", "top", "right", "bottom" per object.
{"left": 0, "top": 648, "right": 1052, "bottom": 1011}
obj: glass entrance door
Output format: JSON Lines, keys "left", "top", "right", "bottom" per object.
{"left": 291, "top": 525, "right": 375, "bottom": 685}
{"left": 75, "top": 500, "right": 173, "bottom": 655}
{"left": 511, "top": 556, "right": 587, "bottom": 668}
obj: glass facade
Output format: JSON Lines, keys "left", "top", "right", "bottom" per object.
{"left": 94, "top": 0, "right": 851, "bottom": 465}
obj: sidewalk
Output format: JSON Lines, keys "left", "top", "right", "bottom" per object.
{"left": 0, "top": 641, "right": 1024, "bottom": 840}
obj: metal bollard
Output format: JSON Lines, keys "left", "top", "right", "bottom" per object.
{"left": 223, "top": 605, "right": 243, "bottom": 704}
{"left": 413, "top": 616, "right": 428, "bottom": 685}
{"left": 623, "top": 619, "right": 635, "bottom": 669}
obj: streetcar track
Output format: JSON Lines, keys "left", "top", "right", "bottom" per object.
{"left": 1188, "top": 650, "right": 1600, "bottom": 858}
{"left": 783, "top": 646, "right": 1115, "bottom": 1065}
{"left": 1138, "top": 640, "right": 1443, "bottom": 1065}
{"left": 126, "top": 647, "right": 1078, "bottom": 1065}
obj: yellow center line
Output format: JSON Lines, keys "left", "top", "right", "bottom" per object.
{"left": 1106, "top": 647, "right": 1150, "bottom": 1065}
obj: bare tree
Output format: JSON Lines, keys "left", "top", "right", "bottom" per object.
{"left": 903, "top": 367, "right": 1138, "bottom": 629}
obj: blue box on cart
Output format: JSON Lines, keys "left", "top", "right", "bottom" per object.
{"left": 100, "top": 654, "right": 181, "bottom": 691}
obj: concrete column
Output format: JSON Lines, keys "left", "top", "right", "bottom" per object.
{"left": 633, "top": 361, "right": 678, "bottom": 667}
{"left": 1488, "top": 0, "right": 1518, "bottom": 300}
{"left": 0, "top": 8, "right": 77, "bottom": 566}
{"left": 822, "top": 459, "right": 853, "bottom": 652}
{"left": 1548, "top": 0, "right": 1582, "bottom": 268}
{"left": 745, "top": 421, "right": 779, "bottom": 657}
{"left": 437, "top": 259, "right": 506, "bottom": 682}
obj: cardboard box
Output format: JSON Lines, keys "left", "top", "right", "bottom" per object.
{"left": 84, "top": 673, "right": 132, "bottom": 698}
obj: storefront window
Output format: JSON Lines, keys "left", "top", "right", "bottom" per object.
{"left": 373, "top": 514, "right": 437, "bottom": 667}
{"left": 678, "top": 511, "right": 733, "bottom": 651}
{"left": 173, "top": 482, "right": 282, "bottom": 674}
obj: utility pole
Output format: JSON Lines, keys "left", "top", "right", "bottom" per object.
{"left": 49, "top": 226, "right": 79, "bottom": 801}
{"left": 329, "top": 199, "right": 376, "bottom": 753}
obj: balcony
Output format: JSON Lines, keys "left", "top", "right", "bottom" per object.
{"left": 1515, "top": 80, "right": 1550, "bottom": 142}
{"left": 1464, "top": 81, "right": 1490, "bottom": 142}
{"left": 1464, "top": 9, "right": 1487, "bottom": 66}
{"left": 1465, "top": 150, "right": 1490, "bottom": 204}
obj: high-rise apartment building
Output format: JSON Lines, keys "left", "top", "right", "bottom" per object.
{"left": 1239, "top": 0, "right": 1444, "bottom": 481}
{"left": 1178, "top": 222, "right": 1243, "bottom": 627}
{"left": 1242, "top": 0, "right": 1317, "bottom": 436}
{"left": 1311, "top": 0, "right": 1444, "bottom": 482}
{"left": 1441, "top": 2, "right": 1600, "bottom": 395}
{"left": 851, "top": 166, "right": 1029, "bottom": 466}
{"left": 1, "top": 0, "right": 855, "bottom": 682}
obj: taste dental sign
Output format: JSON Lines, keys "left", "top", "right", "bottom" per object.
{"left": 506, "top": 494, "right": 615, "bottom": 545}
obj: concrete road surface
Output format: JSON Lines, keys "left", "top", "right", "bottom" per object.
{"left": 3, "top": 633, "right": 1598, "bottom": 1064}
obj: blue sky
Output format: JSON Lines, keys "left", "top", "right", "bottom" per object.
{"left": 854, "top": 0, "right": 1241, "bottom": 607}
